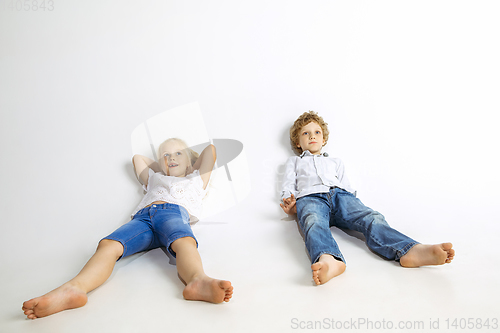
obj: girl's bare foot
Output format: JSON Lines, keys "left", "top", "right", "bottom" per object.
{"left": 400, "top": 243, "right": 455, "bottom": 268}
{"left": 311, "top": 254, "right": 346, "bottom": 285}
{"left": 183, "top": 276, "right": 233, "bottom": 303}
{"left": 22, "top": 283, "right": 88, "bottom": 319}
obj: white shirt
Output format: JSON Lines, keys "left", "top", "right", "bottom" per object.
{"left": 131, "top": 169, "right": 207, "bottom": 219}
{"left": 280, "top": 150, "right": 356, "bottom": 200}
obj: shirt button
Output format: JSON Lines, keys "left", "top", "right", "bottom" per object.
{"left": 153, "top": 205, "right": 156, "bottom": 207}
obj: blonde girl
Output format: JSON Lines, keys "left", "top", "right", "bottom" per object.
{"left": 23, "top": 139, "right": 233, "bottom": 320}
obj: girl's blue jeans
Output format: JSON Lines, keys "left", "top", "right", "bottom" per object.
{"left": 102, "top": 203, "right": 197, "bottom": 260}
{"left": 295, "top": 188, "right": 418, "bottom": 264}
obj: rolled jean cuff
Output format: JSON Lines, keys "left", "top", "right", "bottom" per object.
{"left": 313, "top": 251, "right": 346, "bottom": 265}
{"left": 395, "top": 241, "right": 420, "bottom": 261}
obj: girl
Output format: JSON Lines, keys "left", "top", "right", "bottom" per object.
{"left": 23, "top": 138, "right": 233, "bottom": 320}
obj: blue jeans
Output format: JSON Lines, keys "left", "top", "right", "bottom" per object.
{"left": 295, "top": 188, "right": 418, "bottom": 264}
{"left": 102, "top": 203, "right": 197, "bottom": 260}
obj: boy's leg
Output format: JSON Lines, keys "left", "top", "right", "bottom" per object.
{"left": 311, "top": 254, "right": 346, "bottom": 285}
{"left": 296, "top": 194, "right": 346, "bottom": 284}
{"left": 399, "top": 243, "right": 454, "bottom": 267}
{"left": 22, "top": 239, "right": 124, "bottom": 319}
{"left": 331, "top": 189, "right": 417, "bottom": 260}
{"left": 331, "top": 189, "right": 454, "bottom": 266}
{"left": 170, "top": 237, "right": 233, "bottom": 303}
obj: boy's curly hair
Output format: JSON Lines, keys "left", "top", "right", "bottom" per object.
{"left": 289, "top": 111, "right": 329, "bottom": 155}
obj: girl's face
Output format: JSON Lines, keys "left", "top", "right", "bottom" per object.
{"left": 159, "top": 140, "right": 190, "bottom": 177}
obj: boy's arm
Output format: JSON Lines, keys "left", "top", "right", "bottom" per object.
{"left": 335, "top": 159, "right": 355, "bottom": 194}
{"left": 280, "top": 157, "right": 298, "bottom": 214}
{"left": 280, "top": 156, "right": 298, "bottom": 201}
{"left": 280, "top": 194, "right": 297, "bottom": 214}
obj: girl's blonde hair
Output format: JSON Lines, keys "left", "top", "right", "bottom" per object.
{"left": 289, "top": 111, "right": 330, "bottom": 155}
{"left": 157, "top": 138, "right": 199, "bottom": 174}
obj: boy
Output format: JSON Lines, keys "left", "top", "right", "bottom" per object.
{"left": 280, "top": 111, "right": 454, "bottom": 285}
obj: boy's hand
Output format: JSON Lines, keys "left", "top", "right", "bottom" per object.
{"left": 280, "top": 194, "right": 297, "bottom": 215}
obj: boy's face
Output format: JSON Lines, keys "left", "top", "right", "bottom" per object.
{"left": 296, "top": 121, "right": 325, "bottom": 155}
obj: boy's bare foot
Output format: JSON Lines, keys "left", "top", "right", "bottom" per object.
{"left": 183, "top": 276, "right": 233, "bottom": 303}
{"left": 311, "top": 254, "right": 346, "bottom": 285}
{"left": 400, "top": 243, "right": 455, "bottom": 268}
{"left": 22, "top": 283, "right": 88, "bottom": 319}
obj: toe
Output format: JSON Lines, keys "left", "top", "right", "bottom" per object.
{"left": 22, "top": 301, "right": 34, "bottom": 310}
{"left": 443, "top": 243, "right": 453, "bottom": 251}
{"left": 219, "top": 280, "right": 232, "bottom": 290}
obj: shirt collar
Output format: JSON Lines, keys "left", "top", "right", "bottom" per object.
{"left": 300, "top": 150, "right": 329, "bottom": 158}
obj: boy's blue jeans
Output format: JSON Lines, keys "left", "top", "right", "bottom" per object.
{"left": 295, "top": 188, "right": 418, "bottom": 264}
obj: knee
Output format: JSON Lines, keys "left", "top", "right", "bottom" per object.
{"left": 303, "top": 216, "right": 316, "bottom": 229}
{"left": 370, "top": 211, "right": 387, "bottom": 223}
{"left": 302, "top": 214, "right": 324, "bottom": 233}
{"left": 172, "top": 236, "right": 196, "bottom": 247}
{"left": 97, "top": 239, "right": 124, "bottom": 259}
{"left": 170, "top": 236, "right": 197, "bottom": 252}
{"left": 365, "top": 211, "right": 389, "bottom": 230}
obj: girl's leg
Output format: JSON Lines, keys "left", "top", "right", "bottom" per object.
{"left": 22, "top": 239, "right": 124, "bottom": 319}
{"left": 150, "top": 204, "right": 232, "bottom": 302}
{"left": 170, "top": 237, "right": 233, "bottom": 303}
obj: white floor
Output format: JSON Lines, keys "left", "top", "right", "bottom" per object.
{"left": 2, "top": 184, "right": 499, "bottom": 333}
{"left": 1, "top": 2, "right": 500, "bottom": 332}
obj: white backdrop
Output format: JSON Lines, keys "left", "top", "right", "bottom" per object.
{"left": 1, "top": 1, "right": 499, "bottom": 333}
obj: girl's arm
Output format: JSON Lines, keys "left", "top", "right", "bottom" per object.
{"left": 191, "top": 144, "right": 216, "bottom": 190}
{"left": 132, "top": 154, "right": 161, "bottom": 186}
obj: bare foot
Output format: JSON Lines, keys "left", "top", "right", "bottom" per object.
{"left": 311, "top": 254, "right": 346, "bottom": 285}
{"left": 22, "top": 283, "right": 88, "bottom": 319}
{"left": 183, "top": 275, "right": 233, "bottom": 303}
{"left": 400, "top": 243, "right": 455, "bottom": 268}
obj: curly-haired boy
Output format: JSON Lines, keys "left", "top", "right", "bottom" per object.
{"left": 280, "top": 111, "right": 454, "bottom": 285}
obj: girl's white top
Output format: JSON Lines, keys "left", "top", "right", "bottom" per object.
{"left": 131, "top": 169, "right": 207, "bottom": 219}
